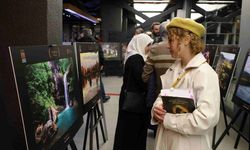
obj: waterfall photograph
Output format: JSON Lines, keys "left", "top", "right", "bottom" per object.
{"left": 24, "top": 57, "right": 79, "bottom": 149}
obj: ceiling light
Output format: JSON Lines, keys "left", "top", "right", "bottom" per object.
{"left": 64, "top": 3, "right": 99, "bottom": 24}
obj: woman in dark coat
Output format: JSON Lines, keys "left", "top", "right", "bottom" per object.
{"left": 113, "top": 33, "right": 153, "bottom": 150}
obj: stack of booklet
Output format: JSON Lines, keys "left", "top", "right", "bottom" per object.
{"left": 160, "top": 89, "right": 196, "bottom": 114}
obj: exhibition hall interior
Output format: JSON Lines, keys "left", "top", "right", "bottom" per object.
{"left": 0, "top": 0, "right": 249, "bottom": 150}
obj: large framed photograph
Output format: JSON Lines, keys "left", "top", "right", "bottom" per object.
{"left": 233, "top": 51, "right": 250, "bottom": 110}
{"left": 100, "top": 42, "right": 122, "bottom": 60}
{"left": 214, "top": 45, "right": 239, "bottom": 98}
{"left": 202, "top": 44, "right": 219, "bottom": 66}
{"left": 74, "top": 42, "right": 101, "bottom": 114}
{"left": 9, "top": 45, "right": 83, "bottom": 150}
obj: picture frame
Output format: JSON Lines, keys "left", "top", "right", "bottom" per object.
{"left": 9, "top": 45, "right": 83, "bottom": 150}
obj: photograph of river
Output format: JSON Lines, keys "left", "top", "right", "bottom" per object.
{"left": 24, "top": 58, "right": 79, "bottom": 149}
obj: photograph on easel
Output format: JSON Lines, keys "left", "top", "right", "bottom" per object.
{"left": 233, "top": 52, "right": 250, "bottom": 110}
{"left": 9, "top": 45, "right": 83, "bottom": 150}
{"left": 100, "top": 42, "right": 122, "bottom": 60}
{"left": 74, "top": 42, "right": 101, "bottom": 113}
{"left": 80, "top": 52, "right": 100, "bottom": 104}
{"left": 214, "top": 45, "right": 239, "bottom": 97}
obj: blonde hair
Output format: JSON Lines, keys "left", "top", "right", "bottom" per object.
{"left": 167, "top": 27, "right": 205, "bottom": 54}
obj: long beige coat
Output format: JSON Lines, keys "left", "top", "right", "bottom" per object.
{"left": 151, "top": 53, "right": 220, "bottom": 150}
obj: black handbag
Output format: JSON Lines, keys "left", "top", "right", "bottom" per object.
{"left": 122, "top": 91, "right": 146, "bottom": 113}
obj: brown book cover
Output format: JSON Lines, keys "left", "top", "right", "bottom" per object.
{"left": 161, "top": 89, "right": 195, "bottom": 114}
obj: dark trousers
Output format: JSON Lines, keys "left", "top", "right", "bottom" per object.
{"left": 113, "top": 109, "right": 151, "bottom": 150}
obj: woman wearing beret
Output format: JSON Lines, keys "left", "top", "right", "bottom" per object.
{"left": 113, "top": 33, "right": 153, "bottom": 150}
{"left": 152, "top": 17, "right": 220, "bottom": 150}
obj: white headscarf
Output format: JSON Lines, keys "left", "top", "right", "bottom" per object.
{"left": 124, "top": 33, "right": 153, "bottom": 64}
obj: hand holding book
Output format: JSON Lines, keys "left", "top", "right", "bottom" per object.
{"left": 153, "top": 104, "right": 166, "bottom": 123}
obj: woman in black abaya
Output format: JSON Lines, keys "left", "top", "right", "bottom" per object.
{"left": 113, "top": 33, "right": 153, "bottom": 150}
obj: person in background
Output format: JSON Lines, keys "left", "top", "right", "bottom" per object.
{"left": 113, "top": 33, "right": 153, "bottom": 150}
{"left": 94, "top": 34, "right": 103, "bottom": 43}
{"left": 134, "top": 27, "right": 144, "bottom": 35}
{"left": 142, "top": 20, "right": 176, "bottom": 137}
{"left": 151, "top": 22, "right": 161, "bottom": 43}
{"left": 77, "top": 28, "right": 110, "bottom": 102}
{"left": 77, "top": 28, "right": 95, "bottom": 42}
{"left": 152, "top": 17, "right": 220, "bottom": 150}
{"left": 143, "top": 20, "right": 175, "bottom": 94}
{"left": 145, "top": 31, "right": 153, "bottom": 38}
{"left": 96, "top": 38, "right": 110, "bottom": 102}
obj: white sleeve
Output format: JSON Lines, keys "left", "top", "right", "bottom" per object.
{"left": 162, "top": 68, "right": 221, "bottom": 135}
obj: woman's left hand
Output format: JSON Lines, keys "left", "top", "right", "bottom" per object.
{"left": 153, "top": 104, "right": 166, "bottom": 124}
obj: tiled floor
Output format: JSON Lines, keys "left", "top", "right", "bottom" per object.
{"left": 73, "top": 76, "right": 249, "bottom": 150}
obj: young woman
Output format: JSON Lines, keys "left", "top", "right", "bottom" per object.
{"left": 152, "top": 17, "right": 220, "bottom": 150}
{"left": 113, "top": 33, "right": 153, "bottom": 150}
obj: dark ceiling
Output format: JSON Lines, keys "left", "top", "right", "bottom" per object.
{"left": 63, "top": 0, "right": 101, "bottom": 18}
{"left": 63, "top": 0, "right": 241, "bottom": 25}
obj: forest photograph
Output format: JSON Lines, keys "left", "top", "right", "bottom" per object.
{"left": 236, "top": 55, "right": 250, "bottom": 105}
{"left": 215, "top": 51, "right": 236, "bottom": 96}
{"left": 80, "top": 52, "right": 100, "bottom": 104}
{"left": 24, "top": 58, "right": 78, "bottom": 149}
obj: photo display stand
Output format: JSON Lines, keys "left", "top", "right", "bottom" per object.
{"left": 74, "top": 42, "right": 108, "bottom": 150}
{"left": 212, "top": 45, "right": 240, "bottom": 148}
{"left": 9, "top": 45, "right": 83, "bottom": 150}
{"left": 82, "top": 98, "right": 107, "bottom": 150}
{"left": 213, "top": 51, "right": 250, "bottom": 150}
{"left": 100, "top": 42, "right": 122, "bottom": 61}
{"left": 100, "top": 42, "right": 123, "bottom": 76}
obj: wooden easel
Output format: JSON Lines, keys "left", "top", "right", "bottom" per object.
{"left": 82, "top": 99, "right": 108, "bottom": 150}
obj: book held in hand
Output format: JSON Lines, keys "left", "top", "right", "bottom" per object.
{"left": 160, "top": 89, "right": 196, "bottom": 114}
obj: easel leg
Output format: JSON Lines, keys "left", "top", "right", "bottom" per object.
{"left": 212, "top": 126, "right": 217, "bottom": 148}
{"left": 97, "top": 103, "right": 107, "bottom": 142}
{"left": 213, "top": 109, "right": 242, "bottom": 150}
{"left": 234, "top": 112, "right": 248, "bottom": 149}
{"left": 212, "top": 96, "right": 229, "bottom": 148}
{"left": 221, "top": 97, "right": 229, "bottom": 135}
{"left": 83, "top": 112, "right": 90, "bottom": 150}
{"left": 99, "top": 98, "right": 108, "bottom": 140}
{"left": 89, "top": 109, "right": 93, "bottom": 150}
{"left": 94, "top": 106, "right": 100, "bottom": 150}
{"left": 69, "top": 140, "right": 77, "bottom": 150}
